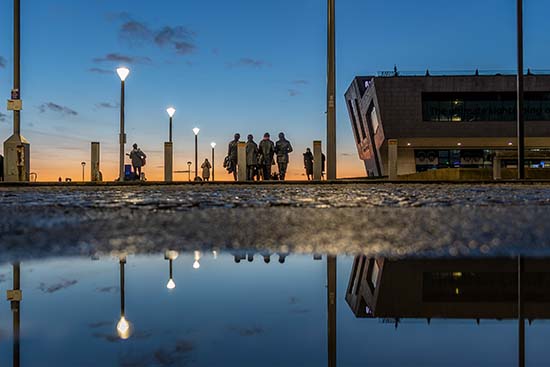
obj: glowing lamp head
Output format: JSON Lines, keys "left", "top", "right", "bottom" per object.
{"left": 166, "top": 278, "right": 176, "bottom": 289}
{"left": 193, "top": 127, "right": 200, "bottom": 136}
{"left": 166, "top": 107, "right": 176, "bottom": 118}
{"left": 211, "top": 142, "right": 216, "bottom": 149}
{"left": 193, "top": 260, "right": 200, "bottom": 269}
{"left": 117, "top": 316, "right": 131, "bottom": 339}
{"left": 116, "top": 67, "right": 130, "bottom": 81}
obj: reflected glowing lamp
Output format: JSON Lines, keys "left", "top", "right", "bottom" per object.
{"left": 117, "top": 316, "right": 131, "bottom": 339}
{"left": 193, "top": 250, "right": 201, "bottom": 269}
{"left": 166, "top": 278, "right": 176, "bottom": 290}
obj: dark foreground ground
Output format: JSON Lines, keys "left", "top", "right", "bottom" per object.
{"left": 1, "top": 183, "right": 550, "bottom": 261}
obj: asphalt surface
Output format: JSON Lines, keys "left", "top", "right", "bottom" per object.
{"left": 1, "top": 183, "right": 550, "bottom": 261}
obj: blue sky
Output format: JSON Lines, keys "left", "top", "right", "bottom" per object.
{"left": 0, "top": 0, "right": 549, "bottom": 180}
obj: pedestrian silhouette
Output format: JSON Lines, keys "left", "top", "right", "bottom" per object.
{"left": 201, "top": 158, "right": 212, "bottom": 181}
{"left": 275, "top": 132, "right": 293, "bottom": 181}
{"left": 303, "top": 148, "right": 314, "bottom": 180}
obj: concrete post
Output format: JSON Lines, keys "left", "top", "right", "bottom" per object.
{"left": 388, "top": 139, "right": 398, "bottom": 180}
{"left": 493, "top": 154, "right": 502, "bottom": 180}
{"left": 313, "top": 140, "right": 322, "bottom": 181}
{"left": 91, "top": 142, "right": 101, "bottom": 182}
{"left": 237, "top": 141, "right": 247, "bottom": 182}
{"left": 164, "top": 142, "right": 173, "bottom": 182}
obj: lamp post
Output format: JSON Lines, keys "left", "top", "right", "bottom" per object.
{"left": 193, "top": 250, "right": 201, "bottom": 270}
{"left": 117, "top": 256, "right": 131, "bottom": 340}
{"left": 81, "top": 161, "right": 86, "bottom": 181}
{"left": 516, "top": 0, "right": 525, "bottom": 179}
{"left": 7, "top": 262, "right": 21, "bottom": 367}
{"left": 165, "top": 107, "right": 176, "bottom": 182}
{"left": 326, "top": 0, "right": 336, "bottom": 180}
{"left": 187, "top": 161, "right": 192, "bottom": 182}
{"left": 193, "top": 128, "right": 200, "bottom": 180}
{"left": 116, "top": 67, "right": 130, "bottom": 181}
{"left": 164, "top": 250, "right": 179, "bottom": 290}
{"left": 211, "top": 142, "right": 216, "bottom": 182}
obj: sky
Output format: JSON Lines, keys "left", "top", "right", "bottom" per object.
{"left": 2, "top": 253, "right": 550, "bottom": 366}
{"left": 0, "top": 0, "right": 550, "bottom": 181}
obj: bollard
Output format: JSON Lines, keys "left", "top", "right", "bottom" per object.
{"left": 313, "top": 140, "right": 322, "bottom": 181}
{"left": 91, "top": 142, "right": 101, "bottom": 181}
{"left": 237, "top": 141, "right": 247, "bottom": 182}
{"left": 388, "top": 139, "right": 398, "bottom": 180}
{"left": 164, "top": 142, "right": 173, "bottom": 182}
{"left": 493, "top": 154, "right": 502, "bottom": 180}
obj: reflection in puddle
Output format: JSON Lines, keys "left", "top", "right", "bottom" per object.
{"left": 2, "top": 253, "right": 550, "bottom": 366}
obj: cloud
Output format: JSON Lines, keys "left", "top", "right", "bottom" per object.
{"left": 153, "top": 340, "right": 195, "bottom": 366}
{"left": 96, "top": 102, "right": 119, "bottom": 109}
{"left": 0, "top": 112, "right": 7, "bottom": 123}
{"left": 38, "top": 102, "right": 78, "bottom": 117}
{"left": 113, "top": 15, "right": 197, "bottom": 56}
{"left": 88, "top": 67, "right": 114, "bottom": 75}
{"left": 93, "top": 53, "right": 151, "bottom": 65}
{"left": 38, "top": 279, "right": 77, "bottom": 293}
{"left": 292, "top": 80, "right": 309, "bottom": 85}
{"left": 89, "top": 321, "right": 112, "bottom": 329}
{"left": 288, "top": 89, "right": 300, "bottom": 97}
{"left": 226, "top": 58, "right": 271, "bottom": 69}
{"left": 0, "top": 56, "right": 6, "bottom": 68}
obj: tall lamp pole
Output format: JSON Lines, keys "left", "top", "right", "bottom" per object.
{"left": 193, "top": 128, "right": 200, "bottom": 180}
{"left": 211, "top": 142, "right": 216, "bottom": 181}
{"left": 165, "top": 107, "right": 176, "bottom": 182}
{"left": 326, "top": 0, "right": 337, "bottom": 180}
{"left": 517, "top": 0, "right": 525, "bottom": 179}
{"left": 116, "top": 67, "right": 130, "bottom": 181}
{"left": 81, "top": 161, "right": 86, "bottom": 181}
{"left": 167, "top": 107, "right": 176, "bottom": 143}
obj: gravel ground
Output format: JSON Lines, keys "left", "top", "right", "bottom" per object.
{"left": 1, "top": 183, "right": 550, "bottom": 261}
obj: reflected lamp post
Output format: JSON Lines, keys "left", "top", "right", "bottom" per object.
{"left": 164, "top": 250, "right": 179, "bottom": 290}
{"left": 117, "top": 256, "right": 131, "bottom": 340}
{"left": 193, "top": 128, "right": 200, "bottom": 180}
{"left": 116, "top": 67, "right": 130, "bottom": 181}
{"left": 193, "top": 250, "right": 201, "bottom": 270}
{"left": 7, "top": 262, "right": 21, "bottom": 367}
{"left": 211, "top": 142, "right": 216, "bottom": 182}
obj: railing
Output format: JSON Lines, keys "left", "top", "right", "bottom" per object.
{"left": 376, "top": 69, "right": 550, "bottom": 77}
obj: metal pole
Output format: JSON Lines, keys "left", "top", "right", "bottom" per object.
{"left": 327, "top": 255, "right": 337, "bottom": 367}
{"left": 518, "top": 256, "right": 525, "bottom": 367}
{"left": 212, "top": 147, "right": 215, "bottom": 182}
{"left": 13, "top": 0, "right": 20, "bottom": 136}
{"left": 195, "top": 135, "right": 198, "bottom": 179}
{"left": 119, "top": 259, "right": 125, "bottom": 317}
{"left": 169, "top": 259, "right": 173, "bottom": 280}
{"left": 12, "top": 262, "right": 20, "bottom": 367}
{"left": 517, "top": 0, "right": 525, "bottom": 179}
{"left": 119, "top": 80, "right": 126, "bottom": 181}
{"left": 169, "top": 116, "right": 173, "bottom": 143}
{"left": 326, "top": 0, "right": 337, "bottom": 180}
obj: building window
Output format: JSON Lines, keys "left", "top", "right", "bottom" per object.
{"left": 354, "top": 99, "right": 368, "bottom": 140}
{"left": 422, "top": 92, "right": 550, "bottom": 122}
{"left": 347, "top": 99, "right": 361, "bottom": 144}
{"left": 370, "top": 107, "right": 380, "bottom": 133}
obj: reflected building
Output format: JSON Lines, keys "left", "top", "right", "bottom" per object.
{"left": 346, "top": 256, "right": 550, "bottom": 320}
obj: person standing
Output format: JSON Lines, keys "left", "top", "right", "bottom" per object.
{"left": 275, "top": 132, "right": 293, "bottom": 181}
{"left": 303, "top": 148, "right": 314, "bottom": 180}
{"left": 128, "top": 143, "right": 146, "bottom": 180}
{"left": 245, "top": 134, "right": 259, "bottom": 181}
{"left": 258, "top": 133, "right": 275, "bottom": 181}
{"left": 201, "top": 158, "right": 212, "bottom": 181}
{"left": 227, "top": 133, "right": 240, "bottom": 181}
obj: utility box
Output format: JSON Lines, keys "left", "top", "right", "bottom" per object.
{"left": 313, "top": 140, "right": 322, "bottom": 181}
{"left": 3, "top": 134, "right": 30, "bottom": 182}
{"left": 91, "top": 142, "right": 102, "bottom": 182}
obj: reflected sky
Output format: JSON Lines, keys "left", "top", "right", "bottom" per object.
{"left": 1, "top": 253, "right": 549, "bottom": 367}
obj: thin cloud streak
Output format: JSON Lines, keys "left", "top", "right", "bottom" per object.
{"left": 93, "top": 53, "right": 151, "bottom": 65}
{"left": 226, "top": 58, "right": 271, "bottom": 69}
{"left": 38, "top": 102, "right": 78, "bottom": 117}
{"left": 88, "top": 67, "right": 114, "bottom": 75}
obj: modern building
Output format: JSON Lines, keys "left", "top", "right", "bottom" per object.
{"left": 344, "top": 72, "right": 550, "bottom": 177}
{"left": 346, "top": 256, "right": 550, "bottom": 320}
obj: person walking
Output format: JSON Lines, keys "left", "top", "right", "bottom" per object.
{"left": 128, "top": 143, "right": 146, "bottom": 180}
{"left": 227, "top": 133, "right": 240, "bottom": 181}
{"left": 245, "top": 134, "right": 259, "bottom": 181}
{"left": 303, "top": 148, "right": 314, "bottom": 180}
{"left": 275, "top": 132, "right": 293, "bottom": 181}
{"left": 258, "top": 133, "right": 275, "bottom": 181}
{"left": 201, "top": 158, "right": 212, "bottom": 181}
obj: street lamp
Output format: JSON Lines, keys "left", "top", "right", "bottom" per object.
{"left": 166, "top": 107, "right": 176, "bottom": 143}
{"left": 165, "top": 107, "right": 176, "bottom": 182}
{"left": 117, "top": 256, "right": 131, "bottom": 340}
{"left": 187, "top": 161, "right": 192, "bottom": 181}
{"left": 164, "top": 250, "right": 179, "bottom": 290}
{"left": 116, "top": 67, "right": 130, "bottom": 182}
{"left": 81, "top": 161, "right": 86, "bottom": 181}
{"left": 211, "top": 142, "right": 216, "bottom": 181}
{"left": 326, "top": 0, "right": 336, "bottom": 180}
{"left": 193, "top": 128, "right": 200, "bottom": 180}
